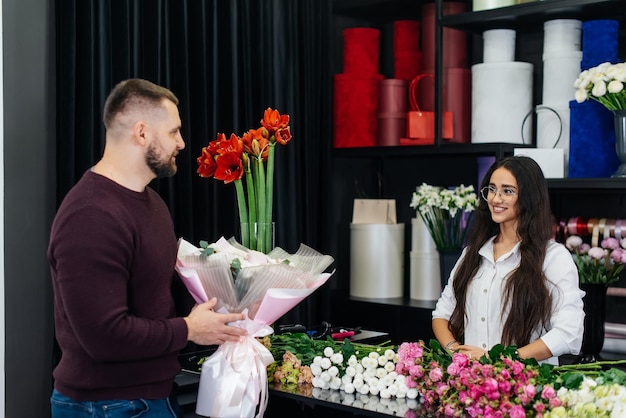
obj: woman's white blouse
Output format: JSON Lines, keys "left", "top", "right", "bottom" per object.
{"left": 432, "top": 238, "right": 585, "bottom": 365}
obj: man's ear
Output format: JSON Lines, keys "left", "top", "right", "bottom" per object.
{"left": 133, "top": 120, "right": 149, "bottom": 146}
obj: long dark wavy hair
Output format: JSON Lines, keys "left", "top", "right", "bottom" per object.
{"left": 448, "top": 156, "right": 553, "bottom": 347}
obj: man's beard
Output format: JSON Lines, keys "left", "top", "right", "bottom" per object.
{"left": 146, "top": 142, "right": 177, "bottom": 178}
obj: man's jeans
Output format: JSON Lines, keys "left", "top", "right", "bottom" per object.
{"left": 50, "top": 389, "right": 183, "bottom": 418}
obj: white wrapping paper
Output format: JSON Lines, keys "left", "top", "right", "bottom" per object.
{"left": 195, "top": 312, "right": 275, "bottom": 418}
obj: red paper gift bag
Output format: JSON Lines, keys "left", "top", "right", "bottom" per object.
{"left": 406, "top": 74, "right": 453, "bottom": 144}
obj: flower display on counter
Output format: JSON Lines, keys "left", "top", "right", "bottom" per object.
{"left": 196, "top": 108, "right": 292, "bottom": 253}
{"left": 574, "top": 61, "right": 626, "bottom": 111}
{"left": 409, "top": 183, "right": 478, "bottom": 251}
{"left": 565, "top": 235, "right": 626, "bottom": 285}
{"left": 265, "top": 333, "right": 626, "bottom": 417}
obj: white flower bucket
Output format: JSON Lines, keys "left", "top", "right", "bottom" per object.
{"left": 350, "top": 223, "right": 404, "bottom": 299}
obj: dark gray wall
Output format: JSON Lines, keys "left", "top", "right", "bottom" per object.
{"left": 3, "top": 0, "right": 56, "bottom": 416}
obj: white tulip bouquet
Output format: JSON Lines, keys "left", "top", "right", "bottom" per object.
{"left": 574, "top": 61, "right": 626, "bottom": 111}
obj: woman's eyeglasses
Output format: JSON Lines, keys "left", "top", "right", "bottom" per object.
{"left": 480, "top": 186, "right": 517, "bottom": 202}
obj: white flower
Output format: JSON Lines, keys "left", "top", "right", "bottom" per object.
{"left": 330, "top": 376, "right": 342, "bottom": 390}
{"left": 384, "top": 362, "right": 396, "bottom": 373}
{"left": 328, "top": 366, "right": 339, "bottom": 377}
{"left": 574, "top": 61, "right": 626, "bottom": 111}
{"left": 384, "top": 349, "right": 396, "bottom": 360}
{"left": 330, "top": 352, "right": 344, "bottom": 365}
{"left": 344, "top": 382, "right": 355, "bottom": 394}
{"left": 410, "top": 182, "right": 477, "bottom": 250}
{"left": 406, "top": 388, "right": 419, "bottom": 400}
{"left": 320, "top": 357, "right": 331, "bottom": 370}
{"left": 345, "top": 365, "right": 356, "bottom": 377}
{"left": 347, "top": 354, "right": 358, "bottom": 367}
{"left": 323, "top": 346, "right": 334, "bottom": 357}
{"left": 310, "top": 363, "right": 322, "bottom": 376}
{"left": 359, "top": 384, "right": 370, "bottom": 395}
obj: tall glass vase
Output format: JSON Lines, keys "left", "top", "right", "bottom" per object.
{"left": 241, "top": 222, "right": 275, "bottom": 254}
{"left": 612, "top": 109, "right": 626, "bottom": 178}
{"left": 579, "top": 283, "right": 609, "bottom": 363}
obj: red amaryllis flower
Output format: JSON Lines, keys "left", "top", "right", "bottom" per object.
{"left": 214, "top": 152, "right": 244, "bottom": 184}
{"left": 197, "top": 146, "right": 217, "bottom": 178}
{"left": 261, "top": 108, "right": 290, "bottom": 137}
{"left": 241, "top": 128, "right": 269, "bottom": 160}
{"left": 274, "top": 127, "right": 292, "bottom": 146}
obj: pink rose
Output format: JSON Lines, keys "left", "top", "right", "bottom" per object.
{"left": 509, "top": 405, "right": 526, "bottom": 418}
{"left": 429, "top": 367, "right": 443, "bottom": 382}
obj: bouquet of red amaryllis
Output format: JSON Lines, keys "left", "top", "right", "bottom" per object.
{"left": 197, "top": 108, "right": 292, "bottom": 253}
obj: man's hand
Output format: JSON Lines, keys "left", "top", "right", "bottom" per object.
{"left": 184, "top": 297, "right": 247, "bottom": 345}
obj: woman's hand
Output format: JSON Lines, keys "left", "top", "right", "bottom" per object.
{"left": 456, "top": 344, "right": 488, "bottom": 360}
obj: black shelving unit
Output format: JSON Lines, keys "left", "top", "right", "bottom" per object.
{"left": 328, "top": 0, "right": 626, "bottom": 344}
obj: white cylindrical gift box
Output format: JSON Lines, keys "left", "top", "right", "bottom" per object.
{"left": 350, "top": 223, "right": 404, "bottom": 298}
{"left": 471, "top": 62, "right": 534, "bottom": 144}
{"left": 542, "top": 51, "right": 582, "bottom": 105}
{"left": 536, "top": 105, "right": 570, "bottom": 173}
{"left": 472, "top": 0, "right": 516, "bottom": 11}
{"left": 543, "top": 19, "right": 582, "bottom": 55}
{"left": 410, "top": 251, "right": 441, "bottom": 301}
{"left": 483, "top": 29, "right": 516, "bottom": 63}
{"left": 411, "top": 217, "right": 437, "bottom": 253}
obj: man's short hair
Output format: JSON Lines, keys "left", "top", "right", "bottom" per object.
{"left": 103, "top": 78, "right": 179, "bottom": 129}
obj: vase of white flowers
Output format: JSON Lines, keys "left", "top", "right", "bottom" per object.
{"left": 410, "top": 183, "right": 478, "bottom": 290}
{"left": 574, "top": 61, "right": 626, "bottom": 177}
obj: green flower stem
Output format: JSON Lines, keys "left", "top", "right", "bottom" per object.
{"left": 265, "top": 143, "right": 276, "bottom": 251}
{"left": 245, "top": 169, "right": 257, "bottom": 250}
{"left": 234, "top": 179, "right": 249, "bottom": 248}
{"left": 254, "top": 158, "right": 267, "bottom": 253}
{"left": 556, "top": 359, "right": 626, "bottom": 372}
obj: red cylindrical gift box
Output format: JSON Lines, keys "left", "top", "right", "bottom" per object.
{"left": 394, "top": 20, "right": 420, "bottom": 53}
{"left": 377, "top": 112, "right": 407, "bottom": 146}
{"left": 378, "top": 79, "right": 409, "bottom": 113}
{"left": 394, "top": 50, "right": 422, "bottom": 81}
{"left": 421, "top": 2, "right": 468, "bottom": 72}
{"left": 343, "top": 28, "right": 380, "bottom": 75}
{"left": 444, "top": 68, "right": 471, "bottom": 143}
{"left": 333, "top": 73, "right": 384, "bottom": 148}
{"left": 377, "top": 79, "right": 409, "bottom": 146}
